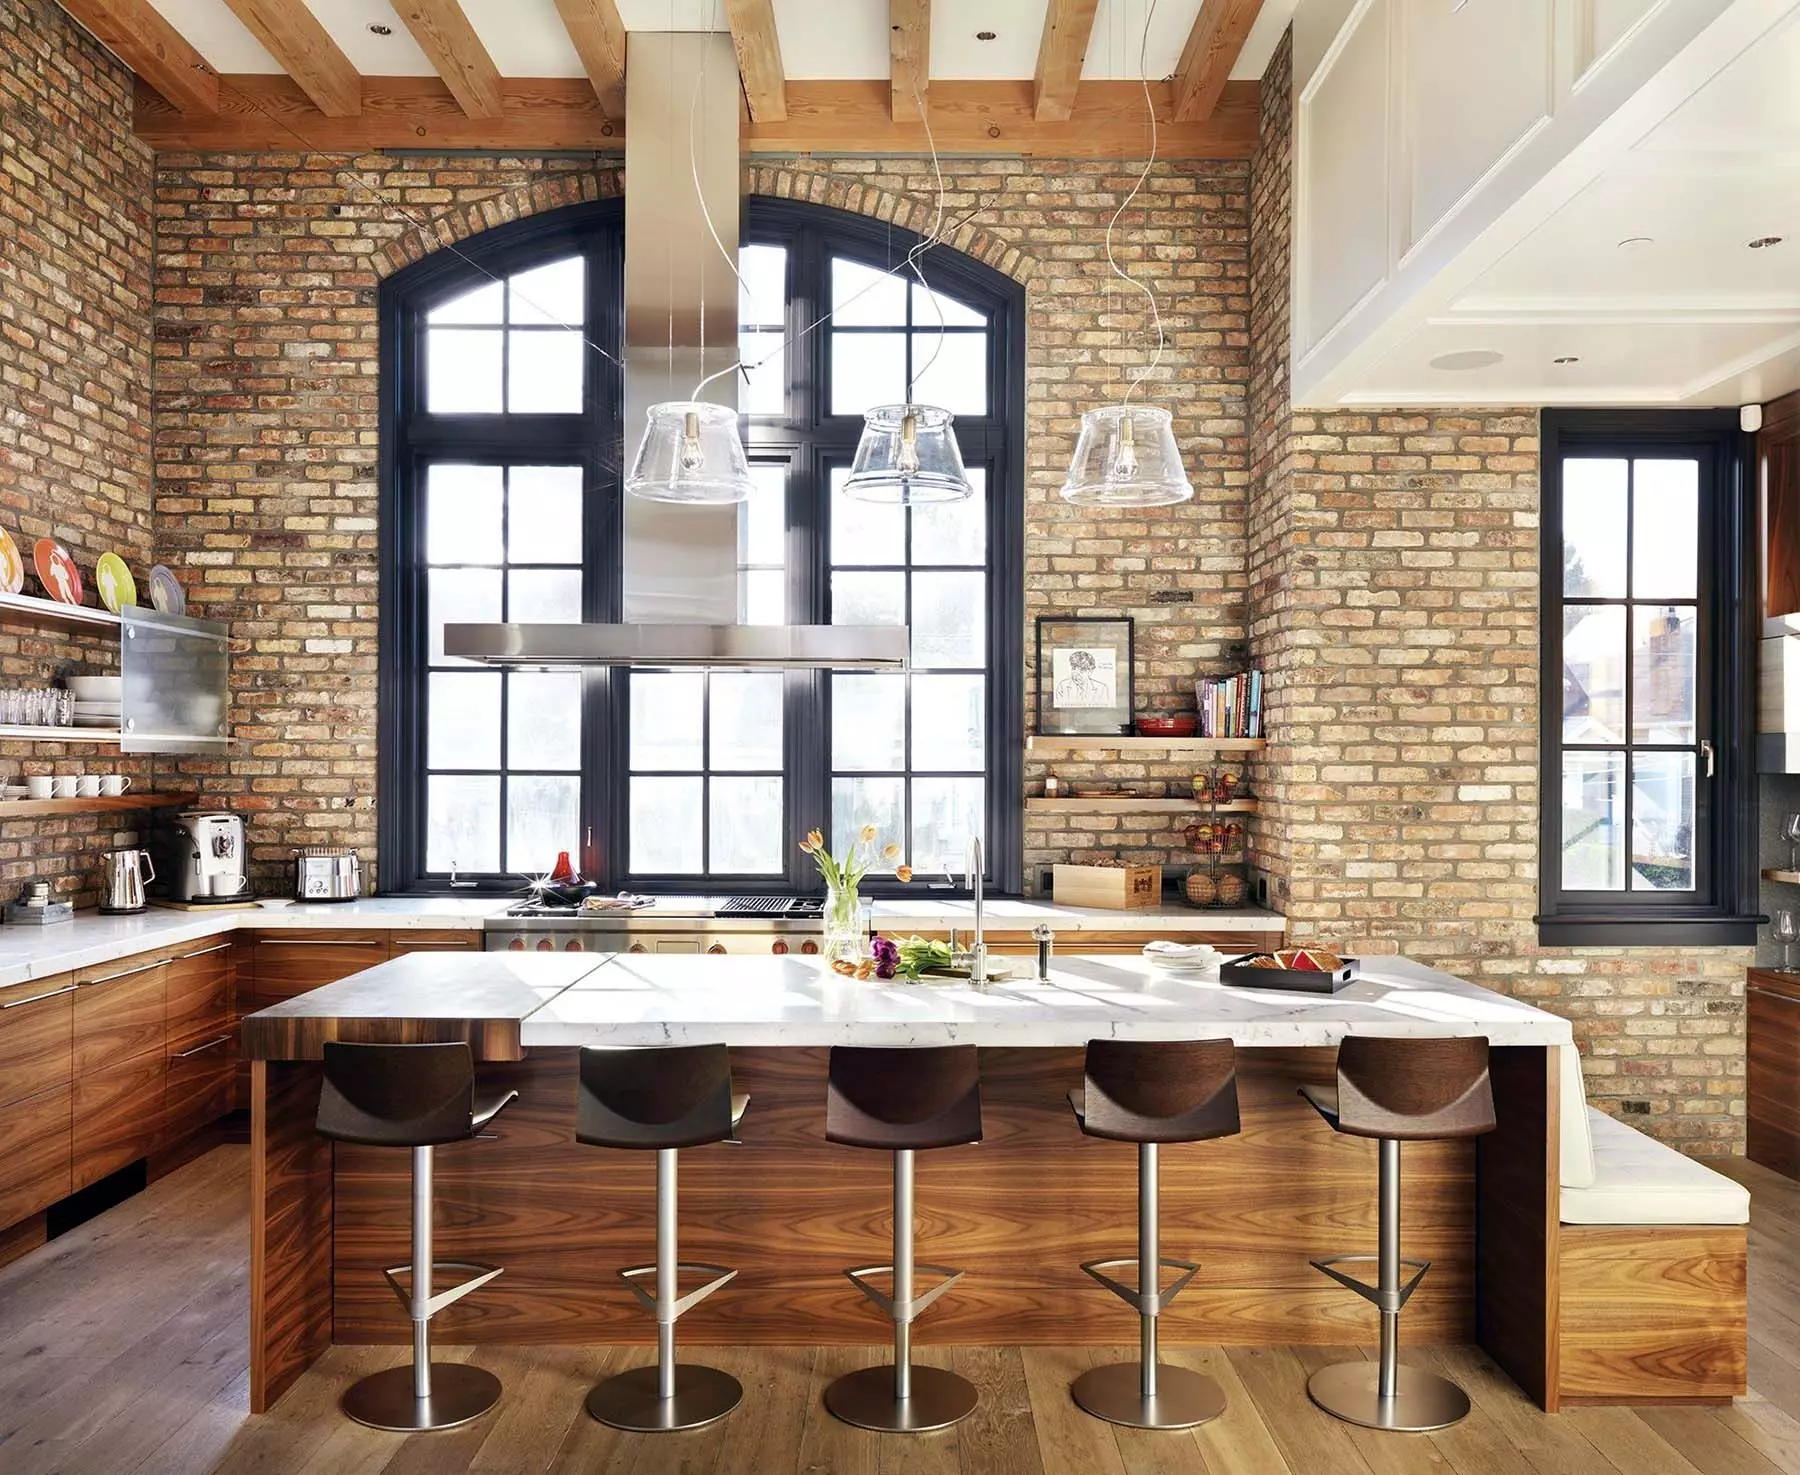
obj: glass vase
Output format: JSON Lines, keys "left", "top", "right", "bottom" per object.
{"left": 822, "top": 882, "right": 867, "bottom": 965}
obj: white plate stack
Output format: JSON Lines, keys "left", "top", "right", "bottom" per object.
{"left": 67, "top": 676, "right": 122, "bottom": 729}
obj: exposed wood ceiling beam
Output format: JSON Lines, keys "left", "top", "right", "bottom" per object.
{"left": 553, "top": 0, "right": 626, "bottom": 118}
{"left": 56, "top": 0, "right": 219, "bottom": 114}
{"left": 134, "top": 76, "right": 1259, "bottom": 159}
{"left": 723, "top": 0, "right": 787, "bottom": 124}
{"left": 391, "top": 0, "right": 503, "bottom": 119}
{"left": 220, "top": 0, "right": 359, "bottom": 117}
{"left": 1174, "top": 0, "right": 1263, "bottom": 123}
{"left": 1032, "top": 0, "right": 1100, "bottom": 123}
{"left": 890, "top": 0, "right": 930, "bottom": 123}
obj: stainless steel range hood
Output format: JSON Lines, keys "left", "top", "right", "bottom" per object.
{"left": 451, "top": 29, "right": 905, "bottom": 673}
{"left": 444, "top": 622, "right": 908, "bottom": 670}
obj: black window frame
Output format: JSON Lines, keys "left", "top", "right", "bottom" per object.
{"left": 1538, "top": 408, "right": 1760, "bottom": 947}
{"left": 378, "top": 196, "right": 1024, "bottom": 896}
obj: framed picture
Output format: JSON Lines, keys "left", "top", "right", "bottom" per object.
{"left": 1035, "top": 616, "right": 1134, "bottom": 735}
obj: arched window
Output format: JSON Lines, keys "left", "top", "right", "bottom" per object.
{"left": 380, "top": 197, "right": 1022, "bottom": 894}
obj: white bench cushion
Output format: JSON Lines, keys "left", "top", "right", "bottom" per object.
{"left": 1560, "top": 1107, "right": 1750, "bottom": 1226}
{"left": 1559, "top": 1044, "right": 1596, "bottom": 1189}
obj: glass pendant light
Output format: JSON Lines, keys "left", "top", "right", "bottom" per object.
{"left": 625, "top": 400, "right": 755, "bottom": 504}
{"left": 842, "top": 403, "right": 973, "bottom": 504}
{"left": 1060, "top": 404, "right": 1192, "bottom": 506}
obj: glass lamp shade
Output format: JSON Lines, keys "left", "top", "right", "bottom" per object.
{"left": 841, "top": 404, "right": 973, "bottom": 504}
{"left": 1060, "top": 404, "right": 1194, "bottom": 507}
{"left": 625, "top": 400, "right": 755, "bottom": 504}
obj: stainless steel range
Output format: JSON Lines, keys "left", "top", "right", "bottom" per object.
{"left": 483, "top": 895, "right": 829, "bottom": 955}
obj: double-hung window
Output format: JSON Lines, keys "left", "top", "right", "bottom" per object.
{"left": 1538, "top": 410, "right": 1759, "bottom": 945}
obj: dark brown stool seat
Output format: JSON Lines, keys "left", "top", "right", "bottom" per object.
{"left": 1067, "top": 1039, "right": 1239, "bottom": 1430}
{"left": 576, "top": 1045, "right": 747, "bottom": 1433}
{"left": 1301, "top": 1035, "right": 1495, "bottom": 1433}
{"left": 823, "top": 1045, "right": 982, "bottom": 1434}
{"left": 315, "top": 1041, "right": 517, "bottom": 1433}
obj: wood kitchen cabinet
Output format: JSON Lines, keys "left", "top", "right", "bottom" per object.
{"left": 0, "top": 973, "right": 75, "bottom": 1227}
{"left": 246, "top": 931, "right": 390, "bottom": 1002}
{"left": 163, "top": 937, "right": 238, "bottom": 1147}
{"left": 387, "top": 928, "right": 480, "bottom": 954}
{"left": 1749, "top": 968, "right": 1800, "bottom": 1177}
{"left": 73, "top": 954, "right": 170, "bottom": 1190}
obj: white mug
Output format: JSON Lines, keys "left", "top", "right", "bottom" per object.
{"left": 75, "top": 775, "right": 100, "bottom": 798}
{"left": 25, "top": 775, "right": 51, "bottom": 799}
{"left": 100, "top": 775, "right": 130, "bottom": 796}
{"left": 50, "top": 775, "right": 76, "bottom": 799}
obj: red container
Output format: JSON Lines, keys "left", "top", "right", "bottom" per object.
{"left": 1135, "top": 713, "right": 1199, "bottom": 737}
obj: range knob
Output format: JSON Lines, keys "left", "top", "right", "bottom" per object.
{"left": 507, "top": 938, "right": 525, "bottom": 952}
{"left": 629, "top": 943, "right": 648, "bottom": 954}
{"left": 565, "top": 939, "right": 583, "bottom": 952}
{"left": 536, "top": 939, "right": 554, "bottom": 952}
{"left": 801, "top": 939, "right": 819, "bottom": 955}
{"left": 771, "top": 940, "right": 789, "bottom": 954}
{"left": 707, "top": 943, "right": 728, "bottom": 955}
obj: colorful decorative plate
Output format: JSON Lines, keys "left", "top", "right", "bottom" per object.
{"left": 0, "top": 526, "right": 22, "bottom": 595}
{"left": 32, "top": 538, "right": 82, "bottom": 606}
{"left": 148, "top": 563, "right": 185, "bottom": 616}
{"left": 95, "top": 552, "right": 136, "bottom": 614}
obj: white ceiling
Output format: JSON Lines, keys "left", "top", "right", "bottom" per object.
{"left": 1346, "top": 2, "right": 1800, "bottom": 408}
{"left": 146, "top": 0, "right": 1293, "bottom": 83}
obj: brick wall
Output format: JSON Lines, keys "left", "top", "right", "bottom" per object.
{"left": 153, "top": 151, "right": 1251, "bottom": 892}
{"left": 0, "top": 0, "right": 160, "bottom": 908}
{"left": 1249, "top": 33, "right": 1750, "bottom": 1153}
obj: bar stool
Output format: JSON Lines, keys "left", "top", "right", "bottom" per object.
{"left": 576, "top": 1044, "right": 747, "bottom": 1433}
{"left": 1068, "top": 1038, "right": 1241, "bottom": 1429}
{"left": 1300, "top": 1035, "right": 1495, "bottom": 1432}
{"left": 315, "top": 1041, "right": 518, "bottom": 1432}
{"left": 824, "top": 1044, "right": 983, "bottom": 1434}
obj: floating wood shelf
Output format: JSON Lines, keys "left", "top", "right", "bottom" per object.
{"left": 1765, "top": 869, "right": 1800, "bottom": 885}
{"left": 1026, "top": 735, "right": 1266, "bottom": 756}
{"left": 1027, "top": 798, "right": 1260, "bottom": 814}
{"left": 0, "top": 724, "right": 122, "bottom": 744}
{"left": 0, "top": 791, "right": 198, "bottom": 818}
{"left": 0, "top": 588, "right": 121, "bottom": 634}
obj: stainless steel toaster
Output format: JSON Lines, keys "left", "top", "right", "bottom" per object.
{"left": 294, "top": 846, "right": 362, "bottom": 902}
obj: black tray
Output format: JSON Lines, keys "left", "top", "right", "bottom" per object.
{"left": 1218, "top": 953, "right": 1359, "bottom": 994}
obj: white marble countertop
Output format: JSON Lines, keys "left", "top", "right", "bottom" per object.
{"left": 518, "top": 954, "right": 1571, "bottom": 1049}
{"left": 0, "top": 895, "right": 1281, "bottom": 990}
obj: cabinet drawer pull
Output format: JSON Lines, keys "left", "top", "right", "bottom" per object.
{"left": 1, "top": 982, "right": 80, "bottom": 1010}
{"left": 258, "top": 938, "right": 383, "bottom": 947}
{"left": 82, "top": 958, "right": 165, "bottom": 986}
{"left": 1748, "top": 984, "right": 1800, "bottom": 1003}
{"left": 175, "top": 941, "right": 234, "bottom": 960}
{"left": 170, "top": 1034, "right": 232, "bottom": 1060}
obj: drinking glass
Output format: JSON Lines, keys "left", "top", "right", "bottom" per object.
{"left": 1777, "top": 909, "right": 1800, "bottom": 972}
{"left": 1786, "top": 814, "right": 1800, "bottom": 870}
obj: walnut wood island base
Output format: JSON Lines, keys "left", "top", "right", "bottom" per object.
{"left": 242, "top": 952, "right": 1578, "bottom": 1416}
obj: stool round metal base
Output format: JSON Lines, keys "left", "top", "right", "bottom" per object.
{"left": 1071, "top": 1360, "right": 1227, "bottom": 1429}
{"left": 585, "top": 1363, "right": 743, "bottom": 1432}
{"left": 341, "top": 1363, "right": 502, "bottom": 1433}
{"left": 1306, "top": 1361, "right": 1471, "bottom": 1432}
{"left": 825, "top": 1364, "right": 978, "bottom": 1433}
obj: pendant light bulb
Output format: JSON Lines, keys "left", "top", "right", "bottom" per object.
{"left": 842, "top": 403, "right": 973, "bottom": 505}
{"left": 1112, "top": 413, "right": 1138, "bottom": 480}
{"left": 897, "top": 412, "right": 922, "bottom": 475}
{"left": 679, "top": 409, "right": 706, "bottom": 474}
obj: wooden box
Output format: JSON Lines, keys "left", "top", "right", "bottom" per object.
{"left": 1052, "top": 864, "right": 1163, "bottom": 910}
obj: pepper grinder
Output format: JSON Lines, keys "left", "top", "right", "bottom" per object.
{"left": 1033, "top": 923, "right": 1055, "bottom": 980}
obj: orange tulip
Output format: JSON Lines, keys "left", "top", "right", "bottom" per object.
{"left": 896, "top": 865, "right": 913, "bottom": 883}
{"left": 882, "top": 843, "right": 902, "bottom": 862}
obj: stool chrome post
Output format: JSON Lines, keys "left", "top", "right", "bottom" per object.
{"left": 577, "top": 1045, "right": 744, "bottom": 1434}
{"left": 1068, "top": 1039, "right": 1239, "bottom": 1431}
{"left": 1301, "top": 1036, "right": 1496, "bottom": 1433}
{"left": 315, "top": 1041, "right": 516, "bottom": 1434}
{"left": 823, "top": 1044, "right": 983, "bottom": 1434}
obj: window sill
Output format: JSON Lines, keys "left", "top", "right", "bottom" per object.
{"left": 1535, "top": 914, "right": 1764, "bottom": 948}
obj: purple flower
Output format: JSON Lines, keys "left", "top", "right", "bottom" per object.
{"left": 870, "top": 934, "right": 900, "bottom": 979}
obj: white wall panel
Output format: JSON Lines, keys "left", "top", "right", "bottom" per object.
{"left": 1586, "top": 0, "right": 1664, "bottom": 71}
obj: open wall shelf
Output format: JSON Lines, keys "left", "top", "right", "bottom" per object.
{"left": 0, "top": 791, "right": 198, "bottom": 818}
{"left": 1027, "top": 735, "right": 1266, "bottom": 756}
{"left": 1026, "top": 798, "right": 1260, "bottom": 814}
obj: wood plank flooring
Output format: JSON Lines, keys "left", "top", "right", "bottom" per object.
{"left": 0, "top": 1146, "right": 1795, "bottom": 1474}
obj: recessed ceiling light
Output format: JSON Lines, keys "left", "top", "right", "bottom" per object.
{"left": 368, "top": 22, "right": 392, "bottom": 35}
{"left": 1429, "top": 350, "right": 1505, "bottom": 372}
{"left": 976, "top": 30, "right": 997, "bottom": 40}
{"left": 1553, "top": 356, "right": 1580, "bottom": 365}
{"left": 1617, "top": 236, "right": 1655, "bottom": 250}
{"left": 1750, "top": 236, "right": 1784, "bottom": 249}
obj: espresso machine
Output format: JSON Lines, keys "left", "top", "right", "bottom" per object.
{"left": 163, "top": 810, "right": 250, "bottom": 903}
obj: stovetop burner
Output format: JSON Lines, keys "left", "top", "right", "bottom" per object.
{"left": 501, "top": 895, "right": 822, "bottom": 920}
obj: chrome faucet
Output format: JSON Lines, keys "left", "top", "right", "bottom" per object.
{"left": 966, "top": 835, "right": 988, "bottom": 986}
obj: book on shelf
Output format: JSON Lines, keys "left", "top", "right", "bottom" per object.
{"left": 1195, "top": 670, "right": 1264, "bottom": 740}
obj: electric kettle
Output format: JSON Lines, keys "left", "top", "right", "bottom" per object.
{"left": 99, "top": 847, "right": 156, "bottom": 915}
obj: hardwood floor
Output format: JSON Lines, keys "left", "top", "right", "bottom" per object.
{"left": 0, "top": 1146, "right": 1796, "bottom": 1474}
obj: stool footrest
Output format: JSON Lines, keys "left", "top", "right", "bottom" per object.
{"left": 1309, "top": 1254, "right": 1430, "bottom": 1314}
{"left": 1079, "top": 1256, "right": 1198, "bottom": 1317}
{"left": 381, "top": 1260, "right": 504, "bottom": 1320}
{"left": 843, "top": 1262, "right": 963, "bottom": 1323}
{"left": 617, "top": 1262, "right": 737, "bottom": 1323}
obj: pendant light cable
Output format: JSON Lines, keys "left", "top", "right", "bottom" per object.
{"left": 1107, "top": 0, "right": 1165, "bottom": 408}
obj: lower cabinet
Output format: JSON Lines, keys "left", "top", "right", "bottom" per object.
{"left": 1749, "top": 969, "right": 1800, "bottom": 1178}
{"left": 74, "top": 1052, "right": 168, "bottom": 1191}
{"left": 165, "top": 1033, "right": 235, "bottom": 1144}
{"left": 0, "top": 1082, "right": 73, "bottom": 1227}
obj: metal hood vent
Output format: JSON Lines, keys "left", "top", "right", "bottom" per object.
{"left": 444, "top": 29, "right": 905, "bottom": 673}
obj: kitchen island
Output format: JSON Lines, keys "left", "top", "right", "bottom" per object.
{"left": 242, "top": 952, "right": 1570, "bottom": 1415}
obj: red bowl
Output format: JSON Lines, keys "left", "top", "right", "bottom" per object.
{"left": 1136, "top": 714, "right": 1199, "bottom": 737}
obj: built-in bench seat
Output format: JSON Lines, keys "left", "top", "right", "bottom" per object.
{"left": 1554, "top": 1046, "right": 1748, "bottom": 1406}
